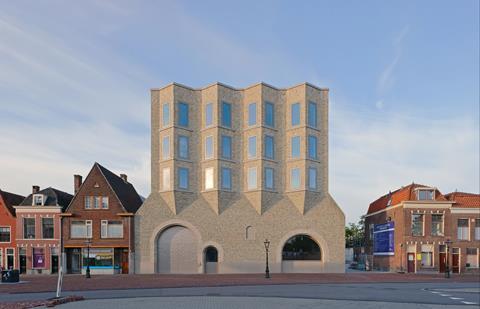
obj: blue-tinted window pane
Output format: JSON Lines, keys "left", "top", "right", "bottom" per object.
{"left": 205, "top": 136, "right": 214, "bottom": 159}
{"left": 265, "top": 167, "right": 274, "bottom": 189}
{"left": 291, "top": 168, "right": 300, "bottom": 189}
{"left": 248, "top": 103, "right": 257, "bottom": 126}
{"left": 248, "top": 167, "right": 257, "bottom": 190}
{"left": 222, "top": 102, "right": 232, "bottom": 128}
{"left": 163, "top": 103, "right": 170, "bottom": 126}
{"left": 291, "top": 136, "right": 300, "bottom": 158}
{"left": 162, "top": 136, "right": 170, "bottom": 159}
{"left": 308, "top": 102, "right": 317, "bottom": 128}
{"left": 265, "top": 102, "right": 274, "bottom": 127}
{"left": 178, "top": 102, "right": 189, "bottom": 127}
{"left": 205, "top": 103, "right": 213, "bottom": 127}
{"left": 308, "top": 135, "right": 317, "bottom": 159}
{"left": 221, "top": 135, "right": 232, "bottom": 159}
{"left": 309, "top": 168, "right": 317, "bottom": 189}
{"left": 264, "top": 135, "right": 274, "bottom": 159}
{"left": 178, "top": 168, "right": 189, "bottom": 189}
{"left": 221, "top": 167, "right": 232, "bottom": 189}
{"left": 291, "top": 103, "right": 300, "bottom": 126}
{"left": 248, "top": 136, "right": 257, "bottom": 158}
{"left": 178, "top": 136, "right": 189, "bottom": 159}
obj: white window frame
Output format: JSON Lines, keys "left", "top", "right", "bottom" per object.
{"left": 457, "top": 218, "right": 470, "bottom": 241}
{"left": 101, "top": 196, "right": 109, "bottom": 209}
{"left": 101, "top": 220, "right": 124, "bottom": 239}
{"left": 205, "top": 167, "right": 214, "bottom": 190}
{"left": 41, "top": 217, "right": 54, "bottom": 239}
{"left": 0, "top": 226, "right": 11, "bottom": 243}
{"left": 32, "top": 194, "right": 44, "bottom": 206}
{"left": 86, "top": 220, "right": 92, "bottom": 239}
{"left": 84, "top": 196, "right": 91, "bottom": 209}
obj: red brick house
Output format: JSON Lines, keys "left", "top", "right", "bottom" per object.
{"left": 365, "top": 183, "right": 479, "bottom": 274}
{"left": 14, "top": 186, "right": 73, "bottom": 274}
{"left": 62, "top": 163, "right": 143, "bottom": 275}
{"left": 0, "top": 189, "right": 25, "bottom": 270}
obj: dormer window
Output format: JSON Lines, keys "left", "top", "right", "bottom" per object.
{"left": 418, "top": 189, "right": 434, "bottom": 201}
{"left": 33, "top": 194, "right": 44, "bottom": 206}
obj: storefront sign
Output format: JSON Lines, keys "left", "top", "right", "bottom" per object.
{"left": 373, "top": 222, "right": 395, "bottom": 256}
{"left": 33, "top": 248, "right": 45, "bottom": 268}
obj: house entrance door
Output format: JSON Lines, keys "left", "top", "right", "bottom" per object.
{"left": 407, "top": 253, "right": 415, "bottom": 273}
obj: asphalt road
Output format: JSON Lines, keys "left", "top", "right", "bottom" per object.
{"left": 3, "top": 282, "right": 479, "bottom": 307}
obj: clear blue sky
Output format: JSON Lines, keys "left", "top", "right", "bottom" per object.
{"left": 0, "top": 0, "right": 478, "bottom": 223}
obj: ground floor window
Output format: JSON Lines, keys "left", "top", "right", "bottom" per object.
{"left": 32, "top": 248, "right": 45, "bottom": 268}
{"left": 0, "top": 249, "right": 2, "bottom": 269}
{"left": 466, "top": 248, "right": 478, "bottom": 268}
{"left": 282, "top": 234, "right": 321, "bottom": 260}
{"left": 421, "top": 244, "right": 433, "bottom": 267}
{"left": 83, "top": 248, "right": 114, "bottom": 269}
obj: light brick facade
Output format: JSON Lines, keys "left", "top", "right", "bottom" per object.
{"left": 135, "top": 82, "right": 345, "bottom": 274}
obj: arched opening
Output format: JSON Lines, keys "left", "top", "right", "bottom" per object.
{"left": 204, "top": 246, "right": 218, "bottom": 274}
{"left": 281, "top": 234, "right": 323, "bottom": 273}
{"left": 282, "top": 234, "right": 321, "bottom": 260}
{"left": 156, "top": 225, "right": 197, "bottom": 274}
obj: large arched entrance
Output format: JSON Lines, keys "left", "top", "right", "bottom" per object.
{"left": 204, "top": 246, "right": 218, "bottom": 274}
{"left": 157, "top": 225, "right": 197, "bottom": 273}
{"left": 281, "top": 234, "right": 322, "bottom": 273}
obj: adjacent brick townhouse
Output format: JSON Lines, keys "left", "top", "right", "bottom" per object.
{"left": 365, "top": 183, "right": 479, "bottom": 274}
{"left": 0, "top": 189, "right": 25, "bottom": 270}
{"left": 14, "top": 186, "right": 73, "bottom": 274}
{"left": 62, "top": 163, "right": 143, "bottom": 274}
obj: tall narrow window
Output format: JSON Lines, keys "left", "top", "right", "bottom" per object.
{"left": 457, "top": 219, "right": 469, "bottom": 240}
{"left": 308, "top": 101, "right": 317, "bottom": 128}
{"left": 162, "top": 168, "right": 171, "bottom": 190}
{"left": 264, "top": 167, "right": 274, "bottom": 190}
{"left": 248, "top": 136, "right": 257, "bottom": 158}
{"left": 308, "top": 167, "right": 317, "bottom": 189}
{"left": 162, "top": 136, "right": 170, "bottom": 159}
{"left": 466, "top": 248, "right": 479, "bottom": 268}
{"left": 178, "top": 167, "right": 189, "bottom": 189}
{"left": 248, "top": 103, "right": 257, "bottom": 126}
{"left": 264, "top": 135, "right": 274, "bottom": 159}
{"left": 291, "top": 136, "right": 300, "bottom": 158}
{"left": 178, "top": 135, "right": 189, "bottom": 159}
{"left": 41, "top": 218, "right": 54, "bottom": 239}
{"left": 178, "top": 102, "right": 189, "bottom": 127}
{"left": 205, "top": 103, "right": 213, "bottom": 127}
{"left": 221, "top": 135, "right": 232, "bottom": 159}
{"left": 247, "top": 167, "right": 257, "bottom": 190}
{"left": 221, "top": 167, "right": 232, "bottom": 190}
{"left": 221, "top": 102, "right": 232, "bottom": 128}
{"left": 431, "top": 214, "right": 443, "bottom": 236}
{"left": 205, "top": 136, "right": 214, "bottom": 159}
{"left": 86, "top": 220, "right": 92, "bottom": 238}
{"left": 101, "top": 197, "right": 108, "bottom": 209}
{"left": 291, "top": 103, "right": 300, "bottom": 126}
{"left": 290, "top": 168, "right": 301, "bottom": 189}
{"left": 475, "top": 219, "right": 480, "bottom": 240}
{"left": 308, "top": 135, "right": 317, "bottom": 159}
{"left": 84, "top": 196, "right": 91, "bottom": 209}
{"left": 205, "top": 167, "right": 214, "bottom": 190}
{"left": 411, "top": 214, "right": 424, "bottom": 236}
{"left": 162, "top": 103, "right": 170, "bottom": 126}
{"left": 94, "top": 196, "right": 101, "bottom": 209}
{"left": 264, "top": 102, "right": 274, "bottom": 127}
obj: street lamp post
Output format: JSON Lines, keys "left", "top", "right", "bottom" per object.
{"left": 264, "top": 239, "right": 270, "bottom": 279}
{"left": 85, "top": 239, "right": 92, "bottom": 279}
{"left": 445, "top": 239, "right": 452, "bottom": 279}
{"left": 400, "top": 243, "right": 404, "bottom": 273}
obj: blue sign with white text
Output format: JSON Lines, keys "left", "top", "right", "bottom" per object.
{"left": 373, "top": 222, "right": 395, "bottom": 256}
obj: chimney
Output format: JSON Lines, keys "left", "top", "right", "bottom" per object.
{"left": 74, "top": 175, "right": 83, "bottom": 193}
{"left": 32, "top": 185, "right": 40, "bottom": 194}
{"left": 120, "top": 174, "right": 128, "bottom": 183}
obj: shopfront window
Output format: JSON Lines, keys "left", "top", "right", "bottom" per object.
{"left": 33, "top": 248, "right": 45, "bottom": 268}
{"left": 421, "top": 244, "right": 433, "bottom": 267}
{"left": 466, "top": 248, "right": 478, "bottom": 268}
{"left": 83, "top": 248, "right": 113, "bottom": 269}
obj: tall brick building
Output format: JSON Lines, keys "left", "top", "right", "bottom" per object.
{"left": 62, "top": 163, "right": 142, "bottom": 274}
{"left": 136, "top": 82, "right": 345, "bottom": 274}
{"left": 365, "top": 183, "right": 479, "bottom": 273}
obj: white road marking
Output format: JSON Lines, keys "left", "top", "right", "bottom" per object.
{"left": 439, "top": 294, "right": 451, "bottom": 297}
{"left": 430, "top": 291, "right": 440, "bottom": 294}
{"left": 450, "top": 297, "right": 463, "bottom": 300}
{"left": 461, "top": 301, "right": 478, "bottom": 305}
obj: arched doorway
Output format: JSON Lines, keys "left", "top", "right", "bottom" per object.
{"left": 204, "top": 246, "right": 218, "bottom": 274}
{"left": 157, "top": 225, "right": 197, "bottom": 273}
{"left": 281, "top": 234, "right": 322, "bottom": 273}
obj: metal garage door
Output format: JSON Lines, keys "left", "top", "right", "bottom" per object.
{"left": 157, "top": 225, "right": 197, "bottom": 274}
